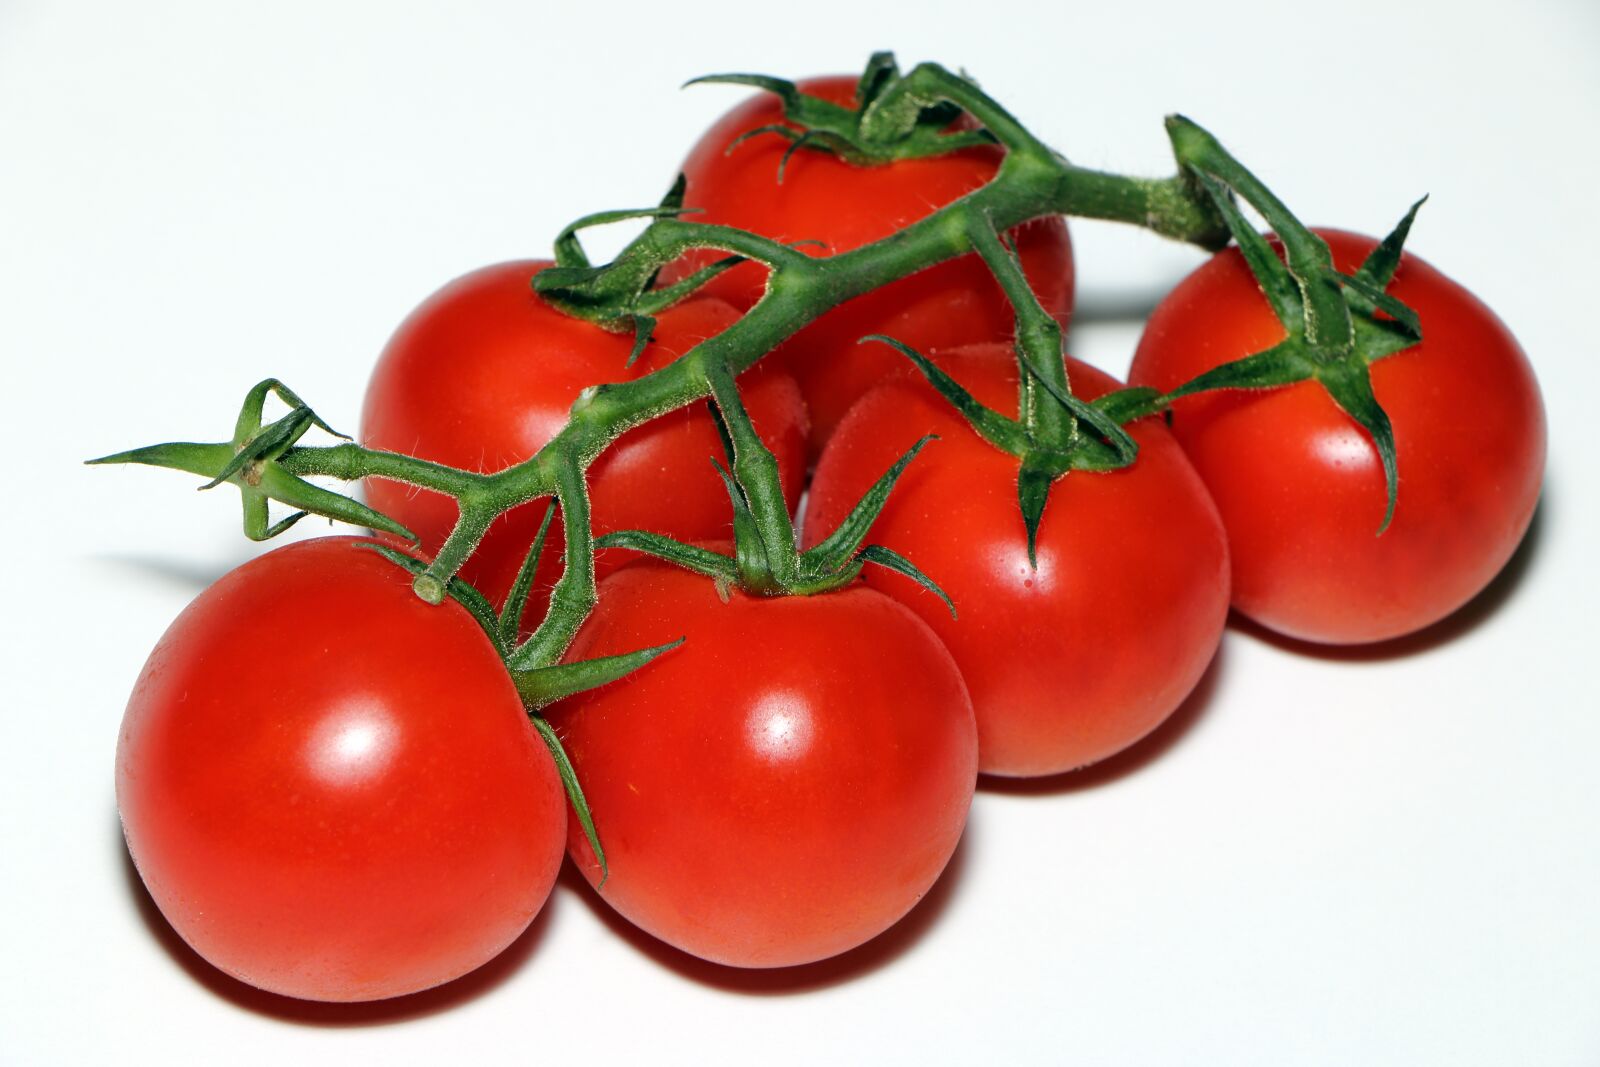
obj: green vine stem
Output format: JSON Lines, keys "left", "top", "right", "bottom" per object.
{"left": 97, "top": 60, "right": 1234, "bottom": 670}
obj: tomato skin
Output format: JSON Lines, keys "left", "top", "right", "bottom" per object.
{"left": 804, "top": 347, "right": 1229, "bottom": 777}
{"left": 116, "top": 537, "right": 565, "bottom": 1002}
{"left": 667, "top": 75, "right": 1074, "bottom": 453}
{"left": 1128, "top": 230, "right": 1545, "bottom": 644}
{"left": 361, "top": 260, "right": 807, "bottom": 623}
{"left": 544, "top": 560, "right": 978, "bottom": 968}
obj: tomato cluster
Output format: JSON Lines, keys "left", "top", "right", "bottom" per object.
{"left": 112, "top": 68, "right": 1543, "bottom": 1004}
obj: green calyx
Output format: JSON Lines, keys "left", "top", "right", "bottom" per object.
{"left": 356, "top": 536, "right": 683, "bottom": 708}
{"left": 534, "top": 172, "right": 803, "bottom": 335}
{"left": 1165, "top": 116, "right": 1427, "bottom": 533}
{"left": 867, "top": 334, "right": 1151, "bottom": 569}
{"left": 360, "top": 533, "right": 684, "bottom": 888}
{"left": 537, "top": 175, "right": 735, "bottom": 342}
{"left": 867, "top": 211, "right": 1153, "bottom": 568}
{"left": 686, "top": 51, "right": 997, "bottom": 171}
{"left": 86, "top": 379, "right": 417, "bottom": 543}
{"left": 596, "top": 361, "right": 956, "bottom": 616}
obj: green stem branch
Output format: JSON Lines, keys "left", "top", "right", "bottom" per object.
{"left": 157, "top": 64, "right": 1235, "bottom": 668}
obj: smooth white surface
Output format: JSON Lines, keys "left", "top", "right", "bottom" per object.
{"left": 3, "top": 2, "right": 1598, "bottom": 1063}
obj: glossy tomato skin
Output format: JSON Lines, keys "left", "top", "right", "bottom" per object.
{"left": 804, "top": 347, "right": 1229, "bottom": 777}
{"left": 1128, "top": 230, "right": 1545, "bottom": 644}
{"left": 667, "top": 75, "right": 1074, "bottom": 453}
{"left": 361, "top": 260, "right": 807, "bottom": 625}
{"left": 116, "top": 537, "right": 566, "bottom": 1002}
{"left": 545, "top": 560, "right": 978, "bottom": 968}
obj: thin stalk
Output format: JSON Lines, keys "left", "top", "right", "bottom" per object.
{"left": 1166, "top": 116, "right": 1351, "bottom": 352}
{"left": 704, "top": 361, "right": 798, "bottom": 586}
{"left": 964, "top": 212, "right": 1072, "bottom": 448}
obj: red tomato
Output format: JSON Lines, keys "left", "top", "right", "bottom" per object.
{"left": 544, "top": 558, "right": 978, "bottom": 968}
{"left": 116, "top": 537, "right": 565, "bottom": 1002}
{"left": 361, "top": 260, "right": 807, "bottom": 624}
{"left": 804, "top": 346, "right": 1229, "bottom": 777}
{"left": 1128, "top": 230, "right": 1545, "bottom": 644}
{"left": 666, "top": 75, "right": 1074, "bottom": 453}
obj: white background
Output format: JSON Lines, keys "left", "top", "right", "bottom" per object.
{"left": 3, "top": 2, "right": 1598, "bottom": 1064}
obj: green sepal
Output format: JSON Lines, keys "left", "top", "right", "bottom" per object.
{"left": 857, "top": 544, "right": 956, "bottom": 619}
{"left": 1336, "top": 270, "right": 1421, "bottom": 339}
{"left": 732, "top": 119, "right": 865, "bottom": 164}
{"left": 253, "top": 509, "right": 309, "bottom": 539}
{"left": 1015, "top": 354, "right": 1139, "bottom": 470}
{"left": 528, "top": 716, "right": 607, "bottom": 887}
{"left": 775, "top": 130, "right": 828, "bottom": 182}
{"left": 635, "top": 255, "right": 744, "bottom": 315}
{"left": 1169, "top": 116, "right": 1352, "bottom": 352}
{"left": 235, "top": 379, "right": 347, "bottom": 444}
{"left": 1354, "top": 317, "right": 1425, "bottom": 367}
{"left": 253, "top": 463, "right": 416, "bottom": 541}
{"left": 1328, "top": 199, "right": 1427, "bottom": 341}
{"left": 1193, "top": 171, "right": 1301, "bottom": 329}
{"left": 625, "top": 314, "right": 656, "bottom": 368}
{"left": 684, "top": 72, "right": 808, "bottom": 109}
{"left": 705, "top": 393, "right": 738, "bottom": 467}
{"left": 702, "top": 366, "right": 802, "bottom": 591}
{"left": 688, "top": 59, "right": 994, "bottom": 166}
{"left": 1355, "top": 196, "right": 1427, "bottom": 290}
{"left": 686, "top": 73, "right": 871, "bottom": 167}
{"left": 862, "top": 334, "right": 1028, "bottom": 454}
{"left": 685, "top": 70, "right": 934, "bottom": 161}
{"left": 722, "top": 122, "right": 799, "bottom": 156}
{"left": 358, "top": 543, "right": 503, "bottom": 647}
{"left": 533, "top": 260, "right": 657, "bottom": 328}
{"left": 87, "top": 438, "right": 415, "bottom": 543}
{"left": 204, "top": 379, "right": 348, "bottom": 491}
{"left": 200, "top": 405, "right": 317, "bottom": 489}
{"left": 847, "top": 51, "right": 895, "bottom": 102}
{"left": 800, "top": 434, "right": 936, "bottom": 580}
{"left": 855, "top": 63, "right": 997, "bottom": 153}
{"left": 711, "top": 457, "right": 775, "bottom": 592}
{"left": 658, "top": 172, "right": 688, "bottom": 214}
{"left": 499, "top": 503, "right": 557, "bottom": 648}
{"left": 1016, "top": 459, "right": 1054, "bottom": 568}
{"left": 1165, "top": 338, "right": 1317, "bottom": 400}
{"left": 593, "top": 530, "right": 739, "bottom": 583}
{"left": 1316, "top": 360, "right": 1399, "bottom": 534}
{"left": 86, "top": 440, "right": 234, "bottom": 476}
{"left": 531, "top": 262, "right": 612, "bottom": 296}
{"left": 1093, "top": 387, "right": 1167, "bottom": 425}
{"left": 511, "top": 637, "right": 685, "bottom": 705}
{"left": 553, "top": 205, "right": 702, "bottom": 272}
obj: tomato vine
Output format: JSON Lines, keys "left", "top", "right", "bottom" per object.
{"left": 91, "top": 53, "right": 1476, "bottom": 680}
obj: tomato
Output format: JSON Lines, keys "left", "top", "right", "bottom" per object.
{"left": 665, "top": 75, "right": 1074, "bottom": 454}
{"left": 361, "top": 260, "right": 807, "bottom": 626}
{"left": 544, "top": 557, "right": 978, "bottom": 968}
{"left": 116, "top": 537, "right": 565, "bottom": 1002}
{"left": 803, "top": 346, "right": 1229, "bottom": 777}
{"left": 1128, "top": 230, "right": 1545, "bottom": 644}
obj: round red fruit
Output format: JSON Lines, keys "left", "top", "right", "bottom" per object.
{"left": 805, "top": 346, "right": 1229, "bottom": 776}
{"left": 116, "top": 537, "right": 566, "bottom": 1002}
{"left": 1128, "top": 230, "right": 1545, "bottom": 644}
{"left": 545, "top": 558, "right": 978, "bottom": 967}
